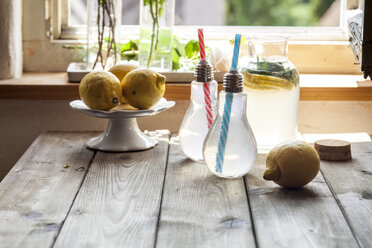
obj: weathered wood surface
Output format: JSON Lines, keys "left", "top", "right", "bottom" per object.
{"left": 0, "top": 132, "right": 95, "bottom": 248}
{"left": 0, "top": 132, "right": 371, "bottom": 248}
{"left": 245, "top": 155, "right": 359, "bottom": 248}
{"left": 156, "top": 136, "right": 256, "bottom": 248}
{"left": 53, "top": 130, "right": 170, "bottom": 248}
{"left": 320, "top": 141, "right": 372, "bottom": 247}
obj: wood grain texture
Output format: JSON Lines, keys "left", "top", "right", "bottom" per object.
{"left": 1, "top": 73, "right": 372, "bottom": 100}
{"left": 320, "top": 142, "right": 372, "bottom": 247}
{"left": 156, "top": 136, "right": 256, "bottom": 248}
{"left": 245, "top": 154, "right": 359, "bottom": 248}
{"left": 300, "top": 87, "right": 372, "bottom": 101}
{"left": 289, "top": 42, "right": 360, "bottom": 74}
{"left": 0, "top": 132, "right": 95, "bottom": 248}
{"left": 53, "top": 130, "right": 170, "bottom": 248}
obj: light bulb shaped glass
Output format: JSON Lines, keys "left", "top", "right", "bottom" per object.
{"left": 203, "top": 91, "right": 257, "bottom": 178}
{"left": 179, "top": 80, "right": 218, "bottom": 161}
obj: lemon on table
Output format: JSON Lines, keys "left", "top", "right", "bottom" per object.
{"left": 109, "top": 64, "right": 138, "bottom": 103}
{"left": 79, "top": 71, "right": 122, "bottom": 111}
{"left": 122, "top": 69, "right": 166, "bottom": 109}
{"left": 263, "top": 140, "right": 320, "bottom": 188}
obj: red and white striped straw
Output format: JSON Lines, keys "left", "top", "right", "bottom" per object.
{"left": 198, "top": 28, "right": 213, "bottom": 128}
{"left": 198, "top": 28, "right": 206, "bottom": 61}
{"left": 204, "top": 82, "right": 213, "bottom": 129}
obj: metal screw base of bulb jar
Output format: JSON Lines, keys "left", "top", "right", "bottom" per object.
{"left": 223, "top": 70, "right": 243, "bottom": 93}
{"left": 194, "top": 60, "right": 214, "bottom": 82}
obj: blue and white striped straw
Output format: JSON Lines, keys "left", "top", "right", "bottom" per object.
{"left": 215, "top": 92, "right": 233, "bottom": 173}
{"left": 231, "top": 34, "right": 241, "bottom": 70}
{"left": 215, "top": 34, "right": 242, "bottom": 173}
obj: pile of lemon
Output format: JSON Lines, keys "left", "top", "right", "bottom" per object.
{"left": 79, "top": 64, "right": 166, "bottom": 111}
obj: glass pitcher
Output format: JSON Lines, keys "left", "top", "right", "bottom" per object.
{"left": 241, "top": 36, "right": 300, "bottom": 153}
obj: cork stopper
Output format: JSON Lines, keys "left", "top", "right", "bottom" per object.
{"left": 314, "top": 139, "right": 352, "bottom": 161}
{"left": 194, "top": 60, "right": 214, "bottom": 82}
{"left": 223, "top": 70, "right": 243, "bottom": 93}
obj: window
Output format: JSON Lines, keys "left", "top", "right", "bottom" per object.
{"left": 64, "top": 0, "right": 347, "bottom": 40}
{"left": 23, "top": 0, "right": 361, "bottom": 74}
{"left": 69, "top": 0, "right": 341, "bottom": 26}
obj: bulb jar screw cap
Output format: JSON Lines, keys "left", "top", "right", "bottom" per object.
{"left": 223, "top": 70, "right": 243, "bottom": 93}
{"left": 194, "top": 60, "right": 214, "bottom": 82}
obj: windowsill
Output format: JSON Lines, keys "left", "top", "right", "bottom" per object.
{"left": 0, "top": 72, "right": 371, "bottom": 101}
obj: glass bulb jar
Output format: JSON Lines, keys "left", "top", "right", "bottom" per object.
{"left": 241, "top": 36, "right": 300, "bottom": 153}
{"left": 179, "top": 60, "right": 218, "bottom": 161}
{"left": 139, "top": 0, "right": 175, "bottom": 71}
{"left": 87, "top": 0, "right": 121, "bottom": 70}
{"left": 203, "top": 70, "right": 257, "bottom": 178}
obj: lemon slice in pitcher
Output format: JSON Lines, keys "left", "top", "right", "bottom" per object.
{"left": 243, "top": 72, "right": 293, "bottom": 90}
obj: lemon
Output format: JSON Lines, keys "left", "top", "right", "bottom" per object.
{"left": 242, "top": 72, "right": 293, "bottom": 90}
{"left": 122, "top": 69, "right": 166, "bottom": 109}
{"left": 79, "top": 71, "right": 122, "bottom": 111}
{"left": 263, "top": 140, "right": 320, "bottom": 188}
{"left": 109, "top": 64, "right": 138, "bottom": 103}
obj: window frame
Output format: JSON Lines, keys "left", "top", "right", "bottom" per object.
{"left": 23, "top": 0, "right": 361, "bottom": 75}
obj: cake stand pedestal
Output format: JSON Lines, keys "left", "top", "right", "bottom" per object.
{"left": 70, "top": 98, "right": 175, "bottom": 152}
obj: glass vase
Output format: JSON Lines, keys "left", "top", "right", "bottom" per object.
{"left": 139, "top": 0, "right": 175, "bottom": 71}
{"left": 241, "top": 36, "right": 300, "bottom": 153}
{"left": 87, "top": 0, "right": 122, "bottom": 70}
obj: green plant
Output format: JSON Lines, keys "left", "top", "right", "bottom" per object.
{"left": 172, "top": 36, "right": 211, "bottom": 71}
{"left": 225, "top": 0, "right": 336, "bottom": 26}
{"left": 65, "top": 36, "right": 209, "bottom": 72}
{"left": 121, "top": 40, "right": 138, "bottom": 61}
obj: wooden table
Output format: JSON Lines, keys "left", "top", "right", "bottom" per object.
{"left": 0, "top": 131, "right": 371, "bottom": 248}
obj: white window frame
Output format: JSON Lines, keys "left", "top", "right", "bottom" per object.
{"left": 23, "top": 0, "right": 362, "bottom": 74}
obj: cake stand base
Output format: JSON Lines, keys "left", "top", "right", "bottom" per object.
{"left": 87, "top": 118, "right": 158, "bottom": 152}
{"left": 69, "top": 98, "right": 175, "bottom": 152}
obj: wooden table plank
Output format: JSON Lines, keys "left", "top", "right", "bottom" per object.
{"left": 245, "top": 155, "right": 359, "bottom": 248}
{"left": 320, "top": 142, "right": 372, "bottom": 247}
{"left": 0, "top": 132, "right": 95, "bottom": 248}
{"left": 53, "top": 131, "right": 170, "bottom": 248}
{"left": 156, "top": 136, "right": 256, "bottom": 248}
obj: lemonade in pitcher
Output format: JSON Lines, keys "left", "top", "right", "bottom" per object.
{"left": 242, "top": 36, "right": 299, "bottom": 153}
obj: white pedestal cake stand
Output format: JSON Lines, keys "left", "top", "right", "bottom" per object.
{"left": 69, "top": 98, "right": 175, "bottom": 152}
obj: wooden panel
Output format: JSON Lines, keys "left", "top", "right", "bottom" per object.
{"left": 0, "top": 132, "right": 95, "bottom": 248}
{"left": 0, "top": 73, "right": 79, "bottom": 100}
{"left": 289, "top": 42, "right": 360, "bottom": 74}
{"left": 300, "top": 87, "right": 372, "bottom": 101}
{"left": 1, "top": 83, "right": 371, "bottom": 101}
{"left": 156, "top": 136, "right": 256, "bottom": 248}
{"left": 245, "top": 154, "right": 359, "bottom": 248}
{"left": 0, "top": 85, "right": 80, "bottom": 100}
{"left": 53, "top": 131, "right": 170, "bottom": 248}
{"left": 320, "top": 142, "right": 372, "bottom": 247}
{"left": 1, "top": 73, "right": 372, "bottom": 101}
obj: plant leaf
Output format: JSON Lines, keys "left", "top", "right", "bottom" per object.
{"left": 159, "top": 6, "right": 164, "bottom": 17}
{"left": 172, "top": 35, "right": 185, "bottom": 57}
{"left": 120, "top": 40, "right": 139, "bottom": 61}
{"left": 121, "top": 40, "right": 138, "bottom": 52}
{"left": 172, "top": 47, "right": 181, "bottom": 71}
{"left": 184, "top": 40, "right": 199, "bottom": 58}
